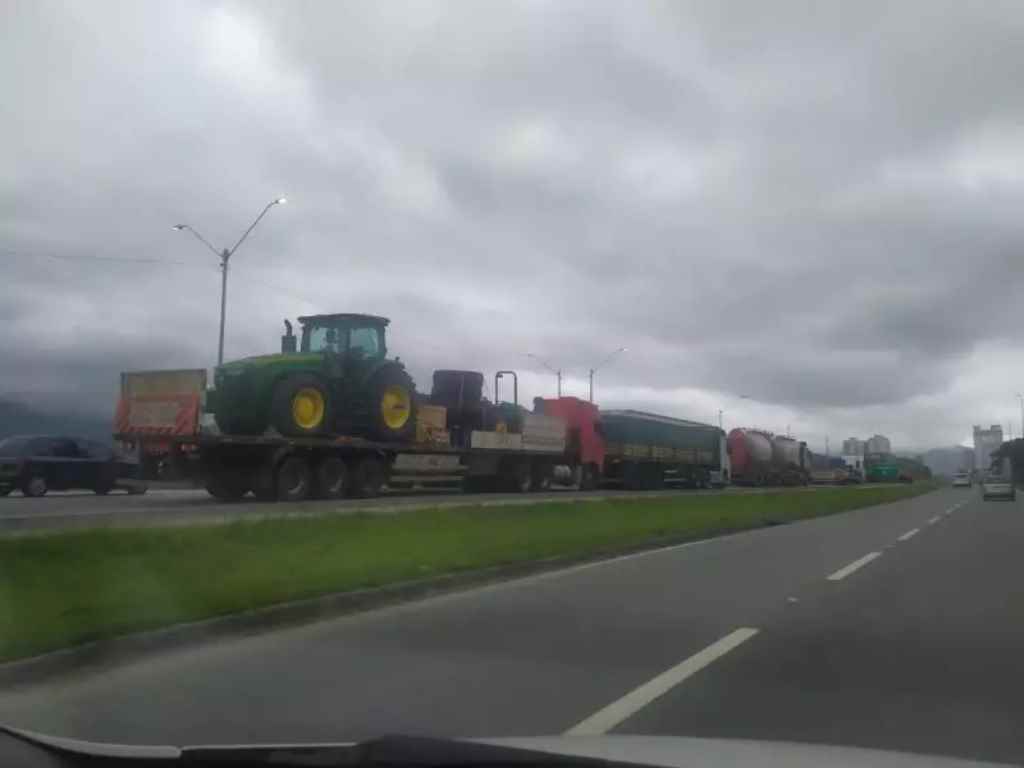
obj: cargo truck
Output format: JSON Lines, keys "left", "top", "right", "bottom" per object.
{"left": 114, "top": 313, "right": 727, "bottom": 501}
{"left": 117, "top": 367, "right": 572, "bottom": 500}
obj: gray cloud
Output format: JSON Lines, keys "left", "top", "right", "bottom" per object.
{"left": 4, "top": 0, "right": 1024, "bottom": 450}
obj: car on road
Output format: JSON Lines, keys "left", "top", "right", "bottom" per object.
{"left": 981, "top": 465, "right": 1015, "bottom": 502}
{"left": 0, "top": 435, "right": 146, "bottom": 498}
{"left": 951, "top": 471, "right": 971, "bottom": 488}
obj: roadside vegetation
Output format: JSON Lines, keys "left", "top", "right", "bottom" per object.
{"left": 0, "top": 483, "right": 936, "bottom": 662}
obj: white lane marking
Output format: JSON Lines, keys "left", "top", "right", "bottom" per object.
{"left": 827, "top": 551, "right": 882, "bottom": 581}
{"left": 897, "top": 528, "right": 920, "bottom": 542}
{"left": 928, "top": 515, "right": 941, "bottom": 525}
{"left": 565, "top": 627, "right": 760, "bottom": 735}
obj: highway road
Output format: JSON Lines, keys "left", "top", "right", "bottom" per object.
{"left": 0, "top": 483, "right": 872, "bottom": 533}
{"left": 0, "top": 487, "right": 1017, "bottom": 764}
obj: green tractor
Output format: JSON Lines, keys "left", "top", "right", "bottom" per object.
{"left": 209, "top": 313, "right": 417, "bottom": 442}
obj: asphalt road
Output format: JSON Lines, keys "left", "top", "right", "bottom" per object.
{"left": 0, "top": 487, "right": 1016, "bottom": 764}
{"left": 0, "top": 483, "right": 870, "bottom": 533}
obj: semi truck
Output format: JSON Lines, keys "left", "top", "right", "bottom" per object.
{"left": 115, "top": 313, "right": 728, "bottom": 501}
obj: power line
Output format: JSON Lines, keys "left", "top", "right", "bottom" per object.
{"left": 2, "top": 249, "right": 191, "bottom": 265}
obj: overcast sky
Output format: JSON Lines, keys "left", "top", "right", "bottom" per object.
{"left": 4, "top": 0, "right": 1024, "bottom": 452}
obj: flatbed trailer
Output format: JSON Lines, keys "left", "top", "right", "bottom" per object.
{"left": 117, "top": 429, "right": 568, "bottom": 501}
{"left": 115, "top": 368, "right": 570, "bottom": 501}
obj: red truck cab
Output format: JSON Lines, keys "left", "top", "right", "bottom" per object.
{"left": 539, "top": 396, "right": 605, "bottom": 489}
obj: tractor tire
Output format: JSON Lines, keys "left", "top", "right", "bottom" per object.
{"left": 351, "top": 456, "right": 386, "bottom": 498}
{"left": 315, "top": 456, "right": 349, "bottom": 500}
{"left": 366, "top": 366, "right": 417, "bottom": 443}
{"left": 271, "top": 374, "right": 333, "bottom": 437}
{"left": 276, "top": 456, "right": 313, "bottom": 502}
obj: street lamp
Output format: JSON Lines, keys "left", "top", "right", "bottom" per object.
{"left": 527, "top": 353, "right": 563, "bottom": 397}
{"left": 173, "top": 197, "right": 287, "bottom": 366}
{"left": 588, "top": 347, "right": 627, "bottom": 403}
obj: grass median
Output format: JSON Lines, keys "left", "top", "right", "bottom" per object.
{"left": 0, "top": 483, "right": 936, "bottom": 662}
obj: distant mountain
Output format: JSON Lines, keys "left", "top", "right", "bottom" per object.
{"left": 0, "top": 398, "right": 114, "bottom": 444}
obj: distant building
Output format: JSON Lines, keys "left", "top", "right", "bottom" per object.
{"left": 973, "top": 425, "right": 1004, "bottom": 472}
{"left": 842, "top": 438, "right": 865, "bottom": 455}
{"left": 865, "top": 434, "right": 891, "bottom": 455}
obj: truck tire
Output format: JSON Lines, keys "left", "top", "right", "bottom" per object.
{"left": 462, "top": 476, "right": 495, "bottom": 494}
{"left": 367, "top": 366, "right": 417, "bottom": 443}
{"left": 276, "top": 456, "right": 313, "bottom": 502}
{"left": 508, "top": 461, "right": 532, "bottom": 493}
{"left": 205, "top": 472, "right": 248, "bottom": 501}
{"left": 271, "top": 374, "right": 333, "bottom": 437}
{"left": 580, "top": 463, "right": 599, "bottom": 491}
{"left": 315, "top": 456, "right": 349, "bottom": 499}
{"left": 351, "top": 456, "right": 385, "bottom": 498}
{"left": 531, "top": 461, "right": 552, "bottom": 492}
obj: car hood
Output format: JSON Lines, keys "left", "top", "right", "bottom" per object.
{"left": 1, "top": 728, "right": 1010, "bottom": 768}
{"left": 480, "top": 736, "right": 1008, "bottom": 768}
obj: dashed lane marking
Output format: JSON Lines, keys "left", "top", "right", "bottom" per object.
{"left": 565, "top": 627, "right": 760, "bottom": 735}
{"left": 827, "top": 551, "right": 882, "bottom": 581}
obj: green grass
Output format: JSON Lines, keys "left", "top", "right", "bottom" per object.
{"left": 0, "top": 484, "right": 936, "bottom": 662}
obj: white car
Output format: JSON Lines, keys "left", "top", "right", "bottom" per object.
{"left": 982, "top": 474, "right": 1015, "bottom": 501}
{"left": 951, "top": 472, "right": 971, "bottom": 488}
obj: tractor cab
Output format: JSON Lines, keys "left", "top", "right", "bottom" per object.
{"left": 293, "top": 314, "right": 389, "bottom": 361}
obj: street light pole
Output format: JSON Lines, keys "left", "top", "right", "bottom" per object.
{"left": 173, "top": 197, "right": 287, "bottom": 366}
{"left": 218, "top": 248, "right": 230, "bottom": 368}
{"left": 718, "top": 409, "right": 723, "bottom": 430}
{"left": 1016, "top": 393, "right": 1024, "bottom": 440}
{"left": 527, "top": 354, "right": 563, "bottom": 397}
{"left": 588, "top": 347, "right": 627, "bottom": 403}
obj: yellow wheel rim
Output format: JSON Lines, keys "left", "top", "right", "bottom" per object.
{"left": 292, "top": 387, "right": 326, "bottom": 430}
{"left": 381, "top": 384, "right": 411, "bottom": 431}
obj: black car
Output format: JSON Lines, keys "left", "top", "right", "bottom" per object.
{"left": 0, "top": 436, "right": 146, "bottom": 497}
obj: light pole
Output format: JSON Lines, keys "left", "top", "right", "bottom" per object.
{"left": 718, "top": 409, "right": 724, "bottom": 430}
{"left": 173, "top": 197, "right": 287, "bottom": 366}
{"left": 527, "top": 353, "right": 562, "bottom": 397}
{"left": 588, "top": 347, "right": 627, "bottom": 403}
{"left": 1016, "top": 393, "right": 1024, "bottom": 440}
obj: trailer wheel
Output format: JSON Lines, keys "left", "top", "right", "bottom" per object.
{"left": 531, "top": 461, "right": 552, "bottom": 492}
{"left": 351, "top": 456, "right": 385, "bottom": 498}
{"left": 580, "top": 463, "right": 599, "bottom": 491}
{"left": 509, "top": 461, "right": 532, "bottom": 493}
{"left": 462, "top": 476, "right": 494, "bottom": 494}
{"left": 276, "top": 456, "right": 313, "bottom": 502}
{"left": 315, "top": 456, "right": 349, "bottom": 499}
{"left": 205, "top": 472, "right": 248, "bottom": 501}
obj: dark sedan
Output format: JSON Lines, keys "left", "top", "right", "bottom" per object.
{"left": 0, "top": 436, "right": 146, "bottom": 497}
